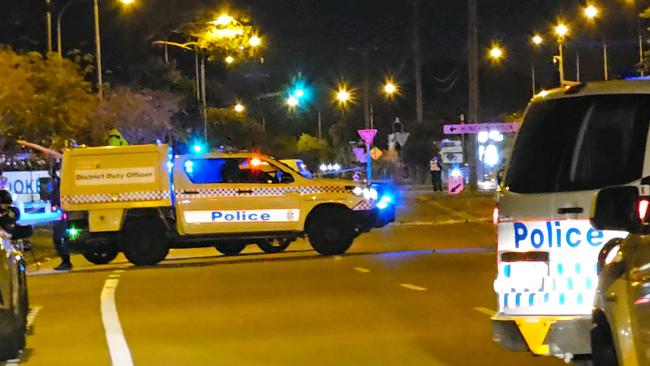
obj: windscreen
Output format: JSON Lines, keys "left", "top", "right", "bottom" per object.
{"left": 506, "top": 94, "right": 650, "bottom": 193}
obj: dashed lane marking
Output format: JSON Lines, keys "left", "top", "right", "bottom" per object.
{"left": 354, "top": 267, "right": 371, "bottom": 273}
{"left": 400, "top": 283, "right": 427, "bottom": 291}
{"left": 473, "top": 307, "right": 496, "bottom": 317}
{"left": 101, "top": 272, "right": 134, "bottom": 366}
{"left": 27, "top": 306, "right": 42, "bottom": 330}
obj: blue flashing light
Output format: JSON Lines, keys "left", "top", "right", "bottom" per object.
{"left": 193, "top": 144, "right": 203, "bottom": 153}
{"left": 376, "top": 201, "right": 388, "bottom": 210}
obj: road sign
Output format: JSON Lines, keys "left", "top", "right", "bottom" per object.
{"left": 358, "top": 129, "right": 377, "bottom": 145}
{"left": 441, "top": 153, "right": 463, "bottom": 164}
{"left": 370, "top": 147, "right": 383, "bottom": 160}
{"left": 447, "top": 172, "right": 464, "bottom": 195}
{"left": 352, "top": 147, "right": 366, "bottom": 163}
{"left": 394, "top": 132, "right": 409, "bottom": 146}
{"left": 443, "top": 123, "right": 519, "bottom": 135}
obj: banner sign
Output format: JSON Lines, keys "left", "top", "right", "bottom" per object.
{"left": 443, "top": 123, "right": 519, "bottom": 135}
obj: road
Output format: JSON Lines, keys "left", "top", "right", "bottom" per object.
{"left": 6, "top": 193, "right": 564, "bottom": 365}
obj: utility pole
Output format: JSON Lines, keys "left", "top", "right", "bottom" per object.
{"left": 93, "top": 0, "right": 103, "bottom": 99}
{"left": 200, "top": 53, "right": 207, "bottom": 140}
{"left": 362, "top": 51, "right": 371, "bottom": 129}
{"left": 45, "top": 0, "right": 53, "bottom": 54}
{"left": 467, "top": 0, "right": 479, "bottom": 187}
{"left": 412, "top": 0, "right": 423, "bottom": 123}
{"left": 603, "top": 42, "right": 608, "bottom": 81}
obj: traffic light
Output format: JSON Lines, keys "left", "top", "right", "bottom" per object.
{"left": 286, "top": 77, "right": 313, "bottom": 108}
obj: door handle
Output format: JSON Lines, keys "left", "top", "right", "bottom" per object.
{"left": 557, "top": 207, "right": 584, "bottom": 215}
{"left": 237, "top": 189, "right": 254, "bottom": 194}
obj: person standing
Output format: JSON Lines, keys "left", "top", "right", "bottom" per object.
{"left": 429, "top": 156, "right": 443, "bottom": 192}
{"left": 49, "top": 163, "right": 71, "bottom": 271}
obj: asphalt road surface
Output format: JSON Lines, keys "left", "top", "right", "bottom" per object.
{"left": 14, "top": 248, "right": 564, "bottom": 365}
{"left": 6, "top": 194, "right": 565, "bottom": 365}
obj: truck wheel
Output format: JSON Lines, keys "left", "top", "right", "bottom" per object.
{"left": 215, "top": 241, "right": 247, "bottom": 256}
{"left": 121, "top": 220, "right": 169, "bottom": 266}
{"left": 307, "top": 207, "right": 354, "bottom": 256}
{"left": 257, "top": 239, "right": 292, "bottom": 254}
{"left": 0, "top": 311, "right": 23, "bottom": 361}
{"left": 82, "top": 239, "right": 119, "bottom": 265}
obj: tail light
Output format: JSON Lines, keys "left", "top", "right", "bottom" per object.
{"left": 492, "top": 206, "right": 499, "bottom": 225}
{"left": 639, "top": 198, "right": 649, "bottom": 223}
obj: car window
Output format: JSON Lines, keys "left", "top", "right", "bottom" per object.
{"left": 184, "top": 158, "right": 292, "bottom": 184}
{"left": 506, "top": 94, "right": 650, "bottom": 193}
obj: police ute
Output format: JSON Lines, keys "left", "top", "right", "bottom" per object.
{"left": 492, "top": 80, "right": 650, "bottom": 363}
{"left": 60, "top": 145, "right": 395, "bottom": 265}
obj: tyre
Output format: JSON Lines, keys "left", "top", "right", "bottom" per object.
{"left": 307, "top": 207, "right": 354, "bottom": 256}
{"left": 82, "top": 238, "right": 119, "bottom": 265}
{"left": 257, "top": 239, "right": 292, "bottom": 254}
{"left": 120, "top": 219, "right": 169, "bottom": 266}
{"left": 215, "top": 241, "right": 247, "bottom": 256}
{"left": 0, "top": 311, "right": 23, "bottom": 361}
{"left": 592, "top": 311, "right": 618, "bottom": 366}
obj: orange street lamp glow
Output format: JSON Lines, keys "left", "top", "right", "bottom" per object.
{"left": 213, "top": 14, "right": 234, "bottom": 26}
{"left": 336, "top": 89, "right": 350, "bottom": 103}
{"left": 249, "top": 35, "right": 262, "bottom": 47}
{"left": 555, "top": 23, "right": 569, "bottom": 38}
{"left": 225, "top": 55, "right": 235, "bottom": 64}
{"left": 234, "top": 103, "right": 245, "bottom": 113}
{"left": 118, "top": 0, "right": 135, "bottom": 4}
{"left": 286, "top": 96, "right": 299, "bottom": 108}
{"left": 489, "top": 46, "right": 504, "bottom": 60}
{"left": 532, "top": 34, "right": 543, "bottom": 46}
{"left": 383, "top": 81, "right": 397, "bottom": 96}
{"left": 584, "top": 5, "right": 599, "bottom": 19}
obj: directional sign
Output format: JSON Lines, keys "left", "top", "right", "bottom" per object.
{"left": 370, "top": 147, "right": 383, "bottom": 160}
{"left": 358, "top": 129, "right": 378, "bottom": 145}
{"left": 447, "top": 173, "right": 465, "bottom": 195}
{"left": 443, "top": 123, "right": 519, "bottom": 135}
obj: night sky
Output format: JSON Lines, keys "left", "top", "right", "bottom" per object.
{"left": 2, "top": 0, "right": 648, "bottom": 130}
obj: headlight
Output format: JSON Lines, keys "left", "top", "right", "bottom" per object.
{"left": 351, "top": 186, "right": 378, "bottom": 200}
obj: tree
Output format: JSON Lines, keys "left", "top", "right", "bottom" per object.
{"left": 205, "top": 107, "right": 263, "bottom": 149}
{"left": 95, "top": 87, "right": 182, "bottom": 145}
{"left": 0, "top": 47, "right": 98, "bottom": 149}
{"left": 296, "top": 133, "right": 329, "bottom": 163}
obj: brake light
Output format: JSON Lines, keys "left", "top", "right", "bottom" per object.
{"left": 492, "top": 206, "right": 499, "bottom": 225}
{"left": 639, "top": 198, "right": 649, "bottom": 222}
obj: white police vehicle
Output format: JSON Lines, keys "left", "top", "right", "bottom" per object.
{"left": 492, "top": 80, "right": 650, "bottom": 363}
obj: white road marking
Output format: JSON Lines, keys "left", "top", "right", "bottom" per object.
{"left": 354, "top": 267, "right": 371, "bottom": 273}
{"left": 101, "top": 276, "right": 134, "bottom": 366}
{"left": 26, "top": 305, "right": 42, "bottom": 330}
{"left": 400, "top": 283, "right": 427, "bottom": 291}
{"left": 473, "top": 307, "right": 495, "bottom": 317}
{"left": 5, "top": 358, "right": 20, "bottom": 365}
{"left": 113, "top": 270, "right": 125, "bottom": 273}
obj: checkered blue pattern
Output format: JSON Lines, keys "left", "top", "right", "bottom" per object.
{"left": 62, "top": 191, "right": 171, "bottom": 205}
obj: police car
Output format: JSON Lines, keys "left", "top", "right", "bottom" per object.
{"left": 61, "top": 147, "right": 396, "bottom": 265}
{"left": 493, "top": 80, "right": 650, "bottom": 362}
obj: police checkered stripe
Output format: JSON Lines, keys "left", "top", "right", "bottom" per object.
{"left": 62, "top": 190, "right": 170, "bottom": 204}
{"left": 353, "top": 201, "right": 375, "bottom": 211}
{"left": 175, "top": 186, "right": 348, "bottom": 199}
{"left": 175, "top": 189, "right": 239, "bottom": 199}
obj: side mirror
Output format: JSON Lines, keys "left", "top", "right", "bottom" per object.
{"left": 280, "top": 173, "right": 294, "bottom": 184}
{"left": 591, "top": 186, "right": 640, "bottom": 232}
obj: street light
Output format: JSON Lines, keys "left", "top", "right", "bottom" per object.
{"left": 554, "top": 23, "right": 569, "bottom": 85}
{"left": 234, "top": 103, "right": 245, "bottom": 113}
{"left": 225, "top": 55, "right": 235, "bottom": 64}
{"left": 383, "top": 80, "right": 398, "bottom": 98}
{"left": 584, "top": 5, "right": 599, "bottom": 19}
{"left": 488, "top": 45, "right": 504, "bottom": 62}
{"left": 335, "top": 87, "right": 352, "bottom": 107}
{"left": 286, "top": 96, "right": 299, "bottom": 108}
{"left": 249, "top": 35, "right": 261, "bottom": 47}
{"left": 530, "top": 35, "right": 543, "bottom": 95}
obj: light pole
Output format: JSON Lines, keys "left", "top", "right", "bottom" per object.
{"left": 554, "top": 23, "right": 569, "bottom": 85}
{"left": 583, "top": 4, "right": 609, "bottom": 80}
{"left": 531, "top": 35, "right": 543, "bottom": 95}
{"left": 56, "top": 0, "right": 85, "bottom": 58}
{"left": 56, "top": 0, "right": 135, "bottom": 98}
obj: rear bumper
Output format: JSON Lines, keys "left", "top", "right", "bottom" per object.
{"left": 492, "top": 313, "right": 592, "bottom": 356}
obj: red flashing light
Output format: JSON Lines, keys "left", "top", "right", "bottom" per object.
{"left": 639, "top": 199, "right": 649, "bottom": 222}
{"left": 493, "top": 206, "right": 500, "bottom": 225}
